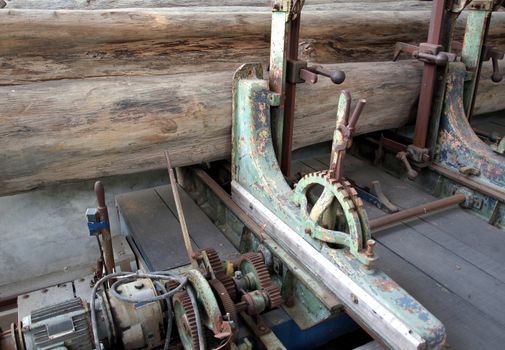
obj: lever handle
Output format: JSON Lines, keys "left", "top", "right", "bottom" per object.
{"left": 308, "top": 66, "right": 346, "bottom": 84}
{"left": 396, "top": 152, "right": 418, "bottom": 180}
{"left": 415, "top": 52, "right": 449, "bottom": 66}
{"left": 491, "top": 57, "right": 503, "bottom": 83}
{"left": 348, "top": 99, "right": 366, "bottom": 132}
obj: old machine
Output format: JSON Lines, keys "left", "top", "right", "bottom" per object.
{"left": 1, "top": 0, "right": 505, "bottom": 349}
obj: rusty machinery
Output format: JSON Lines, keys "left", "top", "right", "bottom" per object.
{"left": 0, "top": 248, "right": 283, "bottom": 350}
{"left": 2, "top": 1, "right": 505, "bottom": 350}
{"left": 228, "top": 0, "right": 446, "bottom": 348}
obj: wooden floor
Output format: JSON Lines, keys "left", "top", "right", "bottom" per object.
{"left": 293, "top": 155, "right": 505, "bottom": 350}
{"left": 116, "top": 185, "right": 238, "bottom": 271}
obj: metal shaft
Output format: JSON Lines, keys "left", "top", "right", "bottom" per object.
{"left": 94, "top": 181, "right": 115, "bottom": 275}
{"left": 164, "top": 151, "right": 198, "bottom": 268}
{"left": 370, "top": 193, "right": 465, "bottom": 231}
{"left": 412, "top": 0, "right": 446, "bottom": 148}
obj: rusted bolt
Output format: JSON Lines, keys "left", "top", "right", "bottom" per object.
{"left": 351, "top": 293, "right": 359, "bottom": 304}
{"left": 22, "top": 294, "right": 30, "bottom": 299}
{"left": 459, "top": 166, "right": 480, "bottom": 177}
{"left": 366, "top": 239, "right": 376, "bottom": 258}
{"left": 41, "top": 288, "right": 48, "bottom": 294}
{"left": 304, "top": 227, "right": 312, "bottom": 235}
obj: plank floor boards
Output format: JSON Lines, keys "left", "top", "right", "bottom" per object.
{"left": 116, "top": 185, "right": 238, "bottom": 271}
{"left": 292, "top": 154, "right": 505, "bottom": 349}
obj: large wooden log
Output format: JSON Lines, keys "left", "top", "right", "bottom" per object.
{"left": 1, "top": 60, "right": 503, "bottom": 195}
{"left": 0, "top": 0, "right": 431, "bottom": 10}
{"left": 1, "top": 9, "right": 504, "bottom": 84}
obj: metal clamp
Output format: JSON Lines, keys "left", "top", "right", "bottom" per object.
{"left": 394, "top": 42, "right": 457, "bottom": 66}
{"left": 286, "top": 60, "right": 346, "bottom": 85}
{"left": 85, "top": 208, "right": 110, "bottom": 236}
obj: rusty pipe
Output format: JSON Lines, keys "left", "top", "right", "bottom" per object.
{"left": 370, "top": 193, "right": 466, "bottom": 231}
{"left": 412, "top": 0, "right": 446, "bottom": 148}
{"left": 94, "top": 181, "right": 115, "bottom": 275}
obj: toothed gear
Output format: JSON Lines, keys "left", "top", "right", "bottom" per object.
{"left": 238, "top": 253, "right": 271, "bottom": 290}
{"left": 264, "top": 285, "right": 283, "bottom": 309}
{"left": 203, "top": 248, "right": 225, "bottom": 276}
{"left": 173, "top": 291, "right": 200, "bottom": 350}
{"left": 218, "top": 274, "right": 237, "bottom": 301}
{"left": 292, "top": 170, "right": 371, "bottom": 252}
{"left": 209, "top": 279, "right": 238, "bottom": 325}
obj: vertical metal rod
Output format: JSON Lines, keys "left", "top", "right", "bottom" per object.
{"left": 94, "top": 181, "right": 115, "bottom": 275}
{"left": 164, "top": 151, "right": 198, "bottom": 268}
{"left": 412, "top": 0, "right": 446, "bottom": 148}
{"left": 280, "top": 14, "right": 301, "bottom": 177}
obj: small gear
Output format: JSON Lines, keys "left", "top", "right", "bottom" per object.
{"left": 238, "top": 253, "right": 271, "bottom": 290}
{"left": 209, "top": 279, "right": 238, "bottom": 325}
{"left": 264, "top": 285, "right": 283, "bottom": 309}
{"left": 173, "top": 291, "right": 200, "bottom": 350}
{"left": 203, "top": 248, "right": 225, "bottom": 276}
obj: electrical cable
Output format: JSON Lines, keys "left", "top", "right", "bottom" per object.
{"left": 89, "top": 271, "right": 203, "bottom": 350}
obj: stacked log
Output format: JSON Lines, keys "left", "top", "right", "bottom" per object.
{"left": 0, "top": 3, "right": 504, "bottom": 194}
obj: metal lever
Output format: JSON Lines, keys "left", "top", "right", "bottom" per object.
{"left": 396, "top": 151, "right": 418, "bottom": 180}
{"left": 483, "top": 46, "right": 504, "bottom": 83}
{"left": 330, "top": 91, "right": 366, "bottom": 180}
{"left": 394, "top": 42, "right": 455, "bottom": 66}
{"left": 304, "top": 66, "right": 346, "bottom": 84}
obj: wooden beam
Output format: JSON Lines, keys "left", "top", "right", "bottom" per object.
{"left": 0, "top": 60, "right": 503, "bottom": 195}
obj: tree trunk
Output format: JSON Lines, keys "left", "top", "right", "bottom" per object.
{"left": 0, "top": 60, "right": 503, "bottom": 195}
{"left": 1, "top": 0, "right": 432, "bottom": 10}
{"left": 1, "top": 9, "right": 504, "bottom": 84}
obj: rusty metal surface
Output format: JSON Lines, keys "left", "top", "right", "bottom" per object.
{"left": 94, "top": 181, "right": 116, "bottom": 276}
{"left": 370, "top": 194, "right": 466, "bottom": 231}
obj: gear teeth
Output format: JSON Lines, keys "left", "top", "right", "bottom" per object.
{"left": 209, "top": 279, "right": 238, "bottom": 325}
{"left": 239, "top": 253, "right": 271, "bottom": 290}
{"left": 264, "top": 285, "right": 283, "bottom": 309}
{"left": 173, "top": 291, "right": 200, "bottom": 350}
{"left": 204, "top": 248, "right": 225, "bottom": 276}
{"left": 218, "top": 274, "right": 237, "bottom": 301}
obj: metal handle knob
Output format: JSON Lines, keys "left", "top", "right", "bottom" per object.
{"left": 308, "top": 66, "right": 346, "bottom": 84}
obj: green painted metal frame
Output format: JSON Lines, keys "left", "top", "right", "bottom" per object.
{"left": 231, "top": 62, "right": 446, "bottom": 348}
{"left": 430, "top": 1, "right": 505, "bottom": 226}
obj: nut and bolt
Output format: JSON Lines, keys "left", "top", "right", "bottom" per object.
{"left": 366, "top": 239, "right": 376, "bottom": 258}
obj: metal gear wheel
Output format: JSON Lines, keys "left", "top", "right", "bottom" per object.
{"left": 203, "top": 248, "right": 225, "bottom": 277}
{"left": 292, "top": 170, "right": 371, "bottom": 253}
{"left": 238, "top": 253, "right": 272, "bottom": 290}
{"left": 208, "top": 279, "right": 238, "bottom": 325}
{"left": 173, "top": 291, "right": 200, "bottom": 350}
{"left": 218, "top": 274, "right": 237, "bottom": 301}
{"left": 264, "top": 285, "right": 283, "bottom": 309}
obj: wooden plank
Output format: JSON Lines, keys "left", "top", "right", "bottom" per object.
{"left": 376, "top": 242, "right": 505, "bottom": 350}
{"left": 116, "top": 188, "right": 195, "bottom": 270}
{"left": 154, "top": 185, "right": 238, "bottom": 261}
